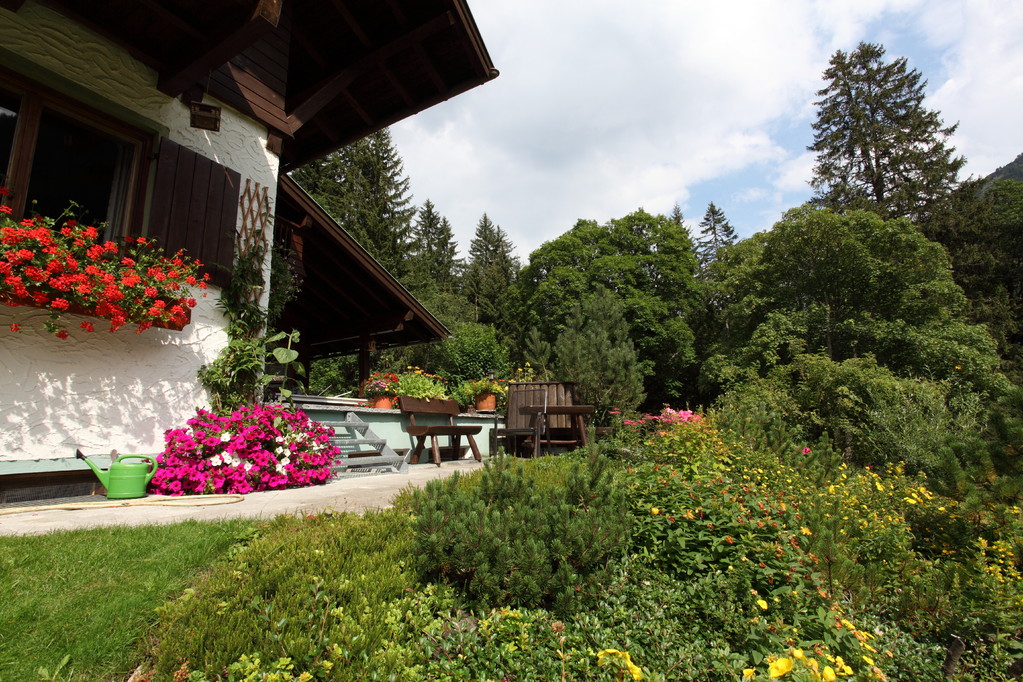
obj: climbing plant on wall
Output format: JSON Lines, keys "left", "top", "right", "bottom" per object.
{"left": 198, "top": 181, "right": 304, "bottom": 413}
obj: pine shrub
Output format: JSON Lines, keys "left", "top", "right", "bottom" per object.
{"left": 411, "top": 453, "right": 629, "bottom": 614}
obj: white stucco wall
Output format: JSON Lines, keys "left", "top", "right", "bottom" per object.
{"left": 0, "top": 2, "right": 280, "bottom": 465}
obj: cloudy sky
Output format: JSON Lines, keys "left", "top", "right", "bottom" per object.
{"left": 390, "top": 0, "right": 1023, "bottom": 260}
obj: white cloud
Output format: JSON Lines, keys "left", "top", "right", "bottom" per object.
{"left": 773, "top": 151, "right": 817, "bottom": 194}
{"left": 925, "top": 2, "right": 1023, "bottom": 176}
{"left": 391, "top": 0, "right": 1023, "bottom": 260}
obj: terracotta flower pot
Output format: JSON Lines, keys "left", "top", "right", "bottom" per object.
{"left": 474, "top": 392, "right": 497, "bottom": 411}
{"left": 370, "top": 396, "right": 395, "bottom": 409}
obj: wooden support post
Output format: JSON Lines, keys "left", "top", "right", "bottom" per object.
{"left": 358, "top": 334, "right": 371, "bottom": 395}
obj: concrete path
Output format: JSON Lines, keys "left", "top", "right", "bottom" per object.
{"left": 0, "top": 459, "right": 485, "bottom": 536}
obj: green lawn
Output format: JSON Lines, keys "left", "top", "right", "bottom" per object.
{"left": 0, "top": 519, "right": 256, "bottom": 682}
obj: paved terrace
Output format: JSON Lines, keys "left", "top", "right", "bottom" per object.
{"left": 0, "top": 459, "right": 484, "bottom": 536}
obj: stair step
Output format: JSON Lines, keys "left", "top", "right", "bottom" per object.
{"left": 332, "top": 437, "right": 386, "bottom": 447}
{"left": 325, "top": 423, "right": 369, "bottom": 433}
{"left": 325, "top": 413, "right": 409, "bottom": 474}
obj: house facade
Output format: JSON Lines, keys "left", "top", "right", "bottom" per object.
{"left": 0, "top": 0, "right": 496, "bottom": 484}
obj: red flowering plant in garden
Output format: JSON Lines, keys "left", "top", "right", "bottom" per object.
{"left": 0, "top": 192, "right": 208, "bottom": 338}
{"left": 150, "top": 404, "right": 341, "bottom": 495}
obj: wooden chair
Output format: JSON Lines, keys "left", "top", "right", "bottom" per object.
{"left": 493, "top": 385, "right": 548, "bottom": 455}
{"left": 398, "top": 396, "right": 482, "bottom": 466}
{"left": 495, "top": 382, "right": 582, "bottom": 456}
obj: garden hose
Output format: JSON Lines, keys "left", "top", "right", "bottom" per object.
{"left": 0, "top": 494, "right": 245, "bottom": 516}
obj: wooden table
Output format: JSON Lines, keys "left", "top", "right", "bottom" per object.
{"left": 523, "top": 404, "right": 594, "bottom": 456}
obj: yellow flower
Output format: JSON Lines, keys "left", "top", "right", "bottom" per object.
{"left": 743, "top": 669, "right": 756, "bottom": 679}
{"left": 769, "top": 657, "right": 793, "bottom": 678}
{"left": 822, "top": 666, "right": 837, "bottom": 681}
{"left": 801, "top": 526, "right": 813, "bottom": 535}
{"left": 757, "top": 599, "right": 769, "bottom": 610}
{"left": 862, "top": 656, "right": 875, "bottom": 666}
{"left": 597, "top": 649, "right": 644, "bottom": 680}
{"left": 651, "top": 507, "right": 661, "bottom": 515}
{"left": 791, "top": 648, "right": 805, "bottom": 660}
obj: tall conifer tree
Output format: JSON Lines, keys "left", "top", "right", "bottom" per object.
{"left": 290, "top": 129, "right": 414, "bottom": 275}
{"left": 695, "top": 202, "right": 736, "bottom": 268}
{"left": 809, "top": 42, "right": 964, "bottom": 221}
{"left": 464, "top": 213, "right": 519, "bottom": 333}
{"left": 406, "top": 199, "right": 461, "bottom": 294}
{"left": 556, "top": 286, "right": 645, "bottom": 422}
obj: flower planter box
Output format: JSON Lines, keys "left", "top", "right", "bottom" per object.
{"left": 1, "top": 293, "right": 190, "bottom": 331}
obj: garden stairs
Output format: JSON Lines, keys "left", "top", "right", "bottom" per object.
{"left": 324, "top": 413, "right": 409, "bottom": 476}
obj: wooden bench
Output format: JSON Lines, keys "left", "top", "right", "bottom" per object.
{"left": 398, "top": 396, "right": 483, "bottom": 466}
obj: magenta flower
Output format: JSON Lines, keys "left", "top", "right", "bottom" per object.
{"left": 149, "top": 404, "right": 341, "bottom": 496}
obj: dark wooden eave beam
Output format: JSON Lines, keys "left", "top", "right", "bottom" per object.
{"left": 330, "top": 0, "right": 372, "bottom": 47}
{"left": 285, "top": 11, "right": 454, "bottom": 132}
{"left": 291, "top": 22, "right": 329, "bottom": 70}
{"left": 384, "top": 0, "right": 407, "bottom": 28}
{"left": 382, "top": 65, "right": 416, "bottom": 107}
{"left": 282, "top": 67, "right": 496, "bottom": 171}
{"left": 309, "top": 310, "right": 415, "bottom": 347}
{"left": 158, "top": 0, "right": 283, "bottom": 97}
{"left": 414, "top": 43, "right": 448, "bottom": 92}
{"left": 137, "top": 0, "right": 206, "bottom": 42}
{"left": 451, "top": 0, "right": 497, "bottom": 79}
{"left": 342, "top": 90, "right": 374, "bottom": 126}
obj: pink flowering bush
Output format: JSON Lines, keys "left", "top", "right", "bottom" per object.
{"left": 620, "top": 406, "right": 702, "bottom": 428}
{"left": 150, "top": 404, "right": 341, "bottom": 495}
{"left": 612, "top": 407, "right": 724, "bottom": 470}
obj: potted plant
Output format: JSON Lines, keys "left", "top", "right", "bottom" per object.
{"left": 459, "top": 377, "right": 506, "bottom": 411}
{"left": 362, "top": 372, "right": 399, "bottom": 408}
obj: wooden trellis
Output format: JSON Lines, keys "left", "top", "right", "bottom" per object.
{"left": 239, "top": 178, "right": 271, "bottom": 256}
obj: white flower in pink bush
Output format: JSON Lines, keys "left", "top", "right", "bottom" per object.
{"left": 150, "top": 404, "right": 341, "bottom": 495}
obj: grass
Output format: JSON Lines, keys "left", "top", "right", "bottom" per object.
{"left": 0, "top": 519, "right": 256, "bottom": 682}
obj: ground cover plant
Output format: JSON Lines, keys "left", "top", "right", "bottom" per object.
{"left": 10, "top": 410, "right": 1022, "bottom": 681}
{"left": 0, "top": 519, "right": 255, "bottom": 682}
{"left": 148, "top": 509, "right": 422, "bottom": 681}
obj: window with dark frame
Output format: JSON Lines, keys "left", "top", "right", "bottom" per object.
{"left": 0, "top": 68, "right": 243, "bottom": 289}
{"left": 0, "top": 69, "right": 151, "bottom": 238}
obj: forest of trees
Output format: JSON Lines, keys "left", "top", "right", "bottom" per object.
{"left": 290, "top": 41, "right": 1022, "bottom": 491}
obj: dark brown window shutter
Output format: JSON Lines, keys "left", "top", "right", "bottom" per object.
{"left": 149, "top": 138, "right": 240, "bottom": 288}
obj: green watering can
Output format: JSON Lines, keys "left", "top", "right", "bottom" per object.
{"left": 76, "top": 449, "right": 158, "bottom": 499}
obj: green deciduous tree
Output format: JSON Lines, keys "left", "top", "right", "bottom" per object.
{"left": 555, "top": 286, "right": 645, "bottom": 422}
{"left": 515, "top": 209, "right": 699, "bottom": 407}
{"left": 809, "top": 42, "right": 965, "bottom": 221}
{"left": 922, "top": 179, "right": 1023, "bottom": 379}
{"left": 439, "top": 322, "right": 509, "bottom": 384}
{"left": 290, "top": 129, "right": 414, "bottom": 276}
{"left": 703, "top": 206, "right": 1006, "bottom": 401}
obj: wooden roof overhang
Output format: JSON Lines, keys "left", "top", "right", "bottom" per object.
{"left": 275, "top": 174, "right": 449, "bottom": 358}
{"left": 19, "top": 0, "right": 498, "bottom": 169}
